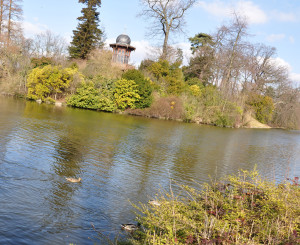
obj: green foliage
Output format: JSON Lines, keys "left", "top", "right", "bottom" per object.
{"left": 247, "top": 93, "right": 274, "bottom": 124}
{"left": 122, "top": 69, "right": 145, "bottom": 82}
{"left": 122, "top": 70, "right": 153, "bottom": 108}
{"left": 30, "top": 57, "right": 53, "bottom": 68}
{"left": 113, "top": 79, "right": 140, "bottom": 110}
{"left": 215, "top": 102, "right": 243, "bottom": 127}
{"left": 69, "top": 62, "right": 79, "bottom": 70}
{"left": 138, "top": 59, "right": 154, "bottom": 71}
{"left": 45, "top": 97, "right": 56, "bottom": 104}
{"left": 66, "top": 82, "right": 101, "bottom": 109}
{"left": 26, "top": 65, "right": 73, "bottom": 101}
{"left": 189, "top": 33, "right": 214, "bottom": 54}
{"left": 186, "top": 33, "right": 215, "bottom": 84}
{"left": 165, "top": 76, "right": 185, "bottom": 95}
{"left": 69, "top": 0, "right": 103, "bottom": 59}
{"left": 146, "top": 60, "right": 185, "bottom": 96}
{"left": 186, "top": 77, "right": 203, "bottom": 87}
{"left": 148, "top": 60, "right": 170, "bottom": 80}
{"left": 67, "top": 81, "right": 116, "bottom": 111}
{"left": 189, "top": 85, "right": 202, "bottom": 97}
{"left": 201, "top": 85, "right": 220, "bottom": 107}
{"left": 131, "top": 169, "right": 300, "bottom": 245}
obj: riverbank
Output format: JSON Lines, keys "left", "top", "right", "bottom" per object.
{"left": 125, "top": 107, "right": 272, "bottom": 129}
{"left": 0, "top": 94, "right": 273, "bottom": 129}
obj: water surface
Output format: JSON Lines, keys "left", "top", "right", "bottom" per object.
{"left": 0, "top": 97, "right": 299, "bottom": 244}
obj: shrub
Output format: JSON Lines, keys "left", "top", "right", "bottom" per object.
{"left": 122, "top": 69, "right": 144, "bottom": 82}
{"left": 165, "top": 76, "right": 185, "bottom": 95}
{"left": 66, "top": 82, "right": 102, "bottom": 109}
{"left": 189, "top": 85, "right": 202, "bottom": 97}
{"left": 132, "top": 169, "right": 300, "bottom": 245}
{"left": 148, "top": 60, "right": 170, "bottom": 79}
{"left": 122, "top": 70, "right": 153, "bottom": 108}
{"left": 148, "top": 96, "right": 184, "bottom": 120}
{"left": 27, "top": 65, "right": 74, "bottom": 101}
{"left": 113, "top": 79, "right": 140, "bottom": 110}
{"left": 67, "top": 81, "right": 116, "bottom": 111}
{"left": 82, "top": 49, "right": 123, "bottom": 79}
{"left": 186, "top": 77, "right": 203, "bottom": 87}
{"left": 30, "top": 57, "right": 53, "bottom": 68}
{"left": 247, "top": 93, "right": 274, "bottom": 124}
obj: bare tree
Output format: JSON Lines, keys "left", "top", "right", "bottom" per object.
{"left": 0, "top": 0, "right": 8, "bottom": 37}
{"left": 139, "top": 0, "right": 196, "bottom": 60}
{"left": 6, "top": 0, "right": 22, "bottom": 45}
{"left": 31, "top": 30, "right": 67, "bottom": 61}
{"left": 217, "top": 14, "right": 248, "bottom": 91}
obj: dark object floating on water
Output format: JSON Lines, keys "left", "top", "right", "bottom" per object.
{"left": 121, "top": 224, "right": 138, "bottom": 231}
{"left": 66, "top": 177, "right": 82, "bottom": 183}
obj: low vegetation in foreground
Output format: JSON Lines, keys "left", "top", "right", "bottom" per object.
{"left": 118, "top": 169, "right": 300, "bottom": 245}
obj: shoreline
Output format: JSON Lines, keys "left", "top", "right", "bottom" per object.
{"left": 0, "top": 94, "right": 277, "bottom": 129}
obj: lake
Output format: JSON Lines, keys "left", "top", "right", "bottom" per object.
{"left": 0, "top": 97, "right": 299, "bottom": 244}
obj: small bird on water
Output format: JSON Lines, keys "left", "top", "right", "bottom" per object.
{"left": 65, "top": 177, "right": 82, "bottom": 183}
{"left": 121, "top": 224, "right": 138, "bottom": 232}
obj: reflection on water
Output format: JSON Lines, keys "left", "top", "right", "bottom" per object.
{"left": 0, "top": 97, "right": 299, "bottom": 244}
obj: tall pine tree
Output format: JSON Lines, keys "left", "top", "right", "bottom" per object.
{"left": 69, "top": 0, "right": 103, "bottom": 59}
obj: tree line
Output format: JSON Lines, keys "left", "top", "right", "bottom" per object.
{"left": 0, "top": 0, "right": 299, "bottom": 129}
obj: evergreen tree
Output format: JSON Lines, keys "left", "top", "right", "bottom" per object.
{"left": 69, "top": 0, "right": 103, "bottom": 59}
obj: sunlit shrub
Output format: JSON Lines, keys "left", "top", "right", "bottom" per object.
{"left": 189, "top": 85, "right": 202, "bottom": 97}
{"left": 66, "top": 82, "right": 102, "bottom": 109}
{"left": 122, "top": 70, "right": 153, "bottom": 108}
{"left": 247, "top": 93, "right": 274, "bottom": 124}
{"left": 67, "top": 81, "right": 116, "bottom": 111}
{"left": 27, "top": 65, "right": 74, "bottom": 101}
{"left": 30, "top": 57, "right": 53, "bottom": 68}
{"left": 131, "top": 169, "right": 300, "bottom": 245}
{"left": 165, "top": 76, "right": 185, "bottom": 95}
{"left": 113, "top": 79, "right": 140, "bottom": 110}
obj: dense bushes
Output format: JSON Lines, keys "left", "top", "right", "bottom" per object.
{"left": 122, "top": 70, "right": 153, "bottom": 108}
{"left": 26, "top": 65, "right": 75, "bottom": 101}
{"left": 113, "top": 79, "right": 140, "bottom": 110}
{"left": 22, "top": 53, "right": 295, "bottom": 129}
{"left": 129, "top": 169, "right": 300, "bottom": 245}
{"left": 182, "top": 85, "right": 242, "bottom": 127}
{"left": 67, "top": 78, "right": 141, "bottom": 111}
{"left": 66, "top": 82, "right": 102, "bottom": 109}
{"left": 246, "top": 93, "right": 274, "bottom": 124}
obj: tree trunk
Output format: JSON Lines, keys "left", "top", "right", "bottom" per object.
{"left": 162, "top": 26, "right": 170, "bottom": 60}
{"left": 222, "top": 28, "right": 242, "bottom": 89}
{"left": 7, "top": 0, "right": 12, "bottom": 45}
{"left": 0, "top": 0, "right": 3, "bottom": 36}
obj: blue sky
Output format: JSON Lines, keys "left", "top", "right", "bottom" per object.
{"left": 23, "top": 0, "right": 300, "bottom": 83}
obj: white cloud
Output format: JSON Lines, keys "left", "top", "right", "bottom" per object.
{"left": 275, "top": 11, "right": 297, "bottom": 22}
{"left": 271, "top": 57, "right": 300, "bottom": 83}
{"left": 22, "top": 21, "right": 48, "bottom": 37}
{"left": 266, "top": 33, "right": 285, "bottom": 42}
{"left": 197, "top": 0, "right": 268, "bottom": 24}
{"left": 289, "top": 36, "right": 295, "bottom": 44}
{"left": 291, "top": 73, "right": 300, "bottom": 83}
{"left": 174, "top": 42, "right": 192, "bottom": 65}
{"left": 130, "top": 40, "right": 153, "bottom": 66}
{"left": 63, "top": 32, "right": 72, "bottom": 44}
